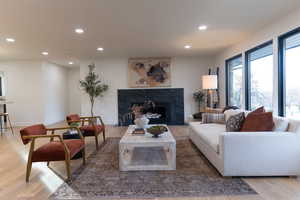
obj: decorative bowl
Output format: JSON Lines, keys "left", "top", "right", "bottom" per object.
{"left": 147, "top": 126, "right": 168, "bottom": 138}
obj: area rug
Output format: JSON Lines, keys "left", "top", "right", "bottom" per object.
{"left": 50, "top": 137, "right": 256, "bottom": 200}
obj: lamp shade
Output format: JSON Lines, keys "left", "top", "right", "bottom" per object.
{"left": 202, "top": 75, "right": 218, "bottom": 90}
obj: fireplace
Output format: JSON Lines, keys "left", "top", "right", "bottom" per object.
{"left": 118, "top": 88, "right": 184, "bottom": 126}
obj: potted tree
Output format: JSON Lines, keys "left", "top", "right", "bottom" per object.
{"left": 80, "top": 63, "right": 109, "bottom": 117}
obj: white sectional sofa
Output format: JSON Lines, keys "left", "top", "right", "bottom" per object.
{"left": 189, "top": 110, "right": 300, "bottom": 177}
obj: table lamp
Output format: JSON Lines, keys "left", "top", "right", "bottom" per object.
{"left": 202, "top": 75, "right": 218, "bottom": 108}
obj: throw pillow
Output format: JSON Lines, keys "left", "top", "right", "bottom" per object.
{"left": 202, "top": 113, "right": 225, "bottom": 124}
{"left": 273, "top": 116, "right": 289, "bottom": 132}
{"left": 224, "top": 109, "right": 244, "bottom": 122}
{"left": 251, "top": 106, "right": 265, "bottom": 114}
{"left": 222, "top": 106, "right": 239, "bottom": 113}
{"left": 241, "top": 112, "right": 274, "bottom": 132}
{"left": 226, "top": 112, "right": 245, "bottom": 132}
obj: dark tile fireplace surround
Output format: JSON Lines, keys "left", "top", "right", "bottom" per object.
{"left": 118, "top": 88, "right": 184, "bottom": 126}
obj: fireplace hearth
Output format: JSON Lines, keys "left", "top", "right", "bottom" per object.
{"left": 118, "top": 88, "right": 184, "bottom": 126}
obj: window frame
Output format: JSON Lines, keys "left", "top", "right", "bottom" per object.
{"left": 225, "top": 54, "right": 243, "bottom": 107}
{"left": 278, "top": 27, "right": 300, "bottom": 116}
{"left": 244, "top": 40, "right": 273, "bottom": 110}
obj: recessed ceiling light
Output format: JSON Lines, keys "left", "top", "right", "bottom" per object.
{"left": 68, "top": 61, "right": 74, "bottom": 65}
{"left": 75, "top": 28, "right": 84, "bottom": 34}
{"left": 6, "top": 38, "right": 15, "bottom": 43}
{"left": 198, "top": 25, "right": 207, "bottom": 31}
{"left": 97, "top": 47, "right": 104, "bottom": 51}
{"left": 184, "top": 45, "right": 192, "bottom": 49}
{"left": 41, "top": 51, "right": 49, "bottom": 55}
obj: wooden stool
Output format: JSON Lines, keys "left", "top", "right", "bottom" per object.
{"left": 0, "top": 113, "right": 14, "bottom": 136}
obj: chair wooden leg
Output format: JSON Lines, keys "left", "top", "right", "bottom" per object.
{"left": 0, "top": 116, "right": 3, "bottom": 136}
{"left": 82, "top": 148, "right": 86, "bottom": 165}
{"left": 47, "top": 161, "right": 50, "bottom": 167}
{"left": 26, "top": 140, "right": 35, "bottom": 182}
{"left": 65, "top": 157, "right": 71, "bottom": 181}
{"left": 26, "top": 161, "right": 32, "bottom": 182}
{"left": 95, "top": 135, "right": 99, "bottom": 150}
{"left": 7, "top": 115, "right": 14, "bottom": 135}
{"left": 103, "top": 129, "right": 106, "bottom": 141}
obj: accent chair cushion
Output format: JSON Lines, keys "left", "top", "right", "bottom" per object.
{"left": 66, "top": 114, "right": 81, "bottom": 125}
{"left": 80, "top": 125, "right": 104, "bottom": 136}
{"left": 31, "top": 139, "right": 84, "bottom": 162}
{"left": 226, "top": 112, "right": 245, "bottom": 132}
{"left": 241, "top": 112, "right": 274, "bottom": 132}
{"left": 20, "top": 124, "right": 47, "bottom": 145}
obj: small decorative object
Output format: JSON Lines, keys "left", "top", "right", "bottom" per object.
{"left": 80, "top": 63, "right": 109, "bottom": 116}
{"left": 193, "top": 90, "right": 206, "bottom": 112}
{"left": 134, "top": 115, "right": 150, "bottom": 129}
{"left": 132, "top": 128, "right": 145, "bottom": 135}
{"left": 128, "top": 57, "right": 171, "bottom": 88}
{"left": 147, "top": 125, "right": 168, "bottom": 138}
{"left": 121, "top": 100, "right": 158, "bottom": 126}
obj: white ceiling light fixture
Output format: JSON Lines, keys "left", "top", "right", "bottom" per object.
{"left": 184, "top": 45, "right": 192, "bottom": 49}
{"left": 75, "top": 28, "right": 84, "bottom": 34}
{"left": 5, "top": 38, "right": 15, "bottom": 43}
{"left": 41, "top": 51, "right": 49, "bottom": 55}
{"left": 198, "top": 25, "right": 207, "bottom": 31}
{"left": 97, "top": 47, "right": 104, "bottom": 51}
{"left": 68, "top": 61, "right": 74, "bottom": 65}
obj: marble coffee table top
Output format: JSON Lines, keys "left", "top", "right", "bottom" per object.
{"left": 120, "top": 124, "right": 176, "bottom": 145}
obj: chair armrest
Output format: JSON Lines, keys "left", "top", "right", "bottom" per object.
{"left": 46, "top": 127, "right": 84, "bottom": 140}
{"left": 80, "top": 116, "right": 105, "bottom": 127}
{"left": 23, "top": 134, "right": 73, "bottom": 159}
{"left": 22, "top": 134, "right": 63, "bottom": 141}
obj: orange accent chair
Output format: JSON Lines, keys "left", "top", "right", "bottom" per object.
{"left": 66, "top": 114, "right": 105, "bottom": 150}
{"left": 20, "top": 124, "right": 85, "bottom": 182}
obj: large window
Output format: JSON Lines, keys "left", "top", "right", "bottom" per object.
{"left": 245, "top": 42, "right": 273, "bottom": 111}
{"left": 279, "top": 28, "right": 300, "bottom": 118}
{"left": 226, "top": 55, "right": 243, "bottom": 107}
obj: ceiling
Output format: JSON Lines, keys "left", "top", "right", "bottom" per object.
{"left": 0, "top": 0, "right": 300, "bottom": 67}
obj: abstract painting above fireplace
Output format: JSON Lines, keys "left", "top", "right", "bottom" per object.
{"left": 118, "top": 88, "right": 184, "bottom": 126}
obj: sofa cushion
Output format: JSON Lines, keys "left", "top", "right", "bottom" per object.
{"left": 226, "top": 112, "right": 245, "bottom": 132}
{"left": 273, "top": 116, "right": 289, "bottom": 132}
{"left": 241, "top": 112, "right": 274, "bottom": 132}
{"left": 190, "top": 123, "right": 225, "bottom": 153}
{"left": 202, "top": 113, "right": 225, "bottom": 124}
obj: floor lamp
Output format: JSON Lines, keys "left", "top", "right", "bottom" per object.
{"left": 202, "top": 75, "right": 218, "bottom": 108}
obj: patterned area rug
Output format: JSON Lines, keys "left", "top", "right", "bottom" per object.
{"left": 50, "top": 138, "right": 256, "bottom": 200}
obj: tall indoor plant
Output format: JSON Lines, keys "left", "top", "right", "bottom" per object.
{"left": 193, "top": 90, "right": 206, "bottom": 112}
{"left": 80, "top": 63, "right": 108, "bottom": 116}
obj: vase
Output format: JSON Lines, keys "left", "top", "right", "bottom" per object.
{"left": 134, "top": 115, "right": 149, "bottom": 129}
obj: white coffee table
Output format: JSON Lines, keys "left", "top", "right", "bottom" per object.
{"left": 119, "top": 124, "right": 176, "bottom": 171}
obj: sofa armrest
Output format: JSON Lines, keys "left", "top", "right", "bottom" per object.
{"left": 219, "top": 131, "right": 300, "bottom": 176}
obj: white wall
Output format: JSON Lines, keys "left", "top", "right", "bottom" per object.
{"left": 80, "top": 57, "right": 213, "bottom": 125}
{"left": 0, "top": 61, "right": 69, "bottom": 126}
{"left": 42, "top": 62, "right": 68, "bottom": 125}
{"left": 214, "top": 7, "right": 300, "bottom": 114}
{"left": 67, "top": 67, "right": 81, "bottom": 114}
{"left": 0, "top": 61, "right": 44, "bottom": 126}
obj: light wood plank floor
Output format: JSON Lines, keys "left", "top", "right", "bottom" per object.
{"left": 1, "top": 123, "right": 300, "bottom": 200}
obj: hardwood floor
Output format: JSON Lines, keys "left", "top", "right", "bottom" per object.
{"left": 1, "top": 123, "right": 300, "bottom": 200}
